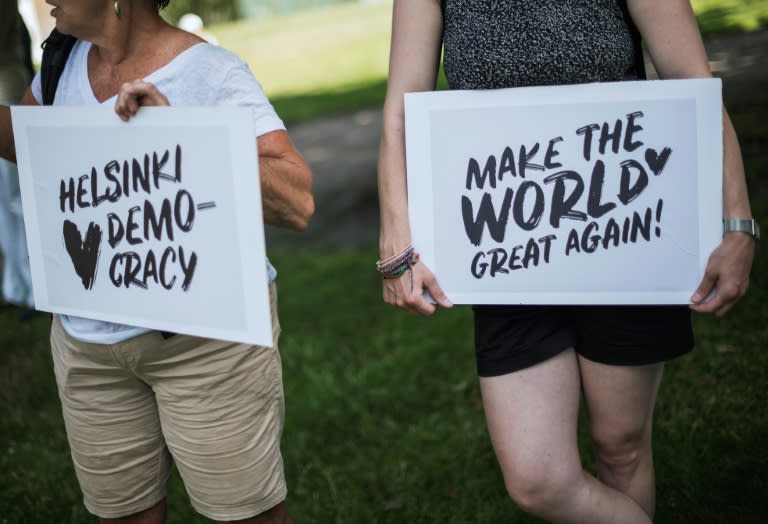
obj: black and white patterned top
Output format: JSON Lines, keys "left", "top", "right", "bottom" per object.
{"left": 442, "top": 0, "right": 644, "bottom": 90}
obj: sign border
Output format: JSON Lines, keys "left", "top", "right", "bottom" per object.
{"left": 404, "top": 78, "right": 723, "bottom": 304}
{"left": 12, "top": 106, "right": 273, "bottom": 345}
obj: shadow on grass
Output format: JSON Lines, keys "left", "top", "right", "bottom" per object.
{"left": 272, "top": 78, "right": 388, "bottom": 125}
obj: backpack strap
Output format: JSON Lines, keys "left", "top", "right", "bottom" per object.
{"left": 40, "top": 28, "right": 77, "bottom": 105}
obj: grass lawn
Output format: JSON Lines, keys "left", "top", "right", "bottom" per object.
{"left": 693, "top": 0, "right": 768, "bottom": 33}
{"left": 213, "top": 1, "right": 393, "bottom": 124}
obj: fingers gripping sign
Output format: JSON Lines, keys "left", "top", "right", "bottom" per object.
{"left": 690, "top": 232, "right": 755, "bottom": 316}
{"left": 379, "top": 246, "right": 453, "bottom": 316}
{"left": 115, "top": 79, "right": 170, "bottom": 121}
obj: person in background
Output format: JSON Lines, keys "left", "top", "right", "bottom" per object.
{"left": 178, "top": 12, "right": 219, "bottom": 45}
{"left": 0, "top": 0, "right": 314, "bottom": 522}
{"left": 0, "top": 3, "right": 35, "bottom": 313}
{"left": 376, "top": 1, "right": 756, "bottom": 523}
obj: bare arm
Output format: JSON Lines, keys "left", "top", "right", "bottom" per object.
{"left": 0, "top": 88, "right": 38, "bottom": 164}
{"left": 628, "top": 0, "right": 755, "bottom": 316}
{"left": 115, "top": 80, "right": 314, "bottom": 231}
{"left": 378, "top": 0, "right": 452, "bottom": 314}
{"left": 257, "top": 129, "right": 314, "bottom": 231}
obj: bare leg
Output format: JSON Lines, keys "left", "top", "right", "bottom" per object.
{"left": 100, "top": 499, "right": 166, "bottom": 524}
{"left": 480, "top": 349, "right": 652, "bottom": 524}
{"left": 217, "top": 501, "right": 295, "bottom": 524}
{"left": 579, "top": 357, "right": 664, "bottom": 519}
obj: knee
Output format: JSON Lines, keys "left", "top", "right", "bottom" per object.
{"left": 591, "top": 424, "right": 651, "bottom": 479}
{"left": 502, "top": 463, "right": 581, "bottom": 516}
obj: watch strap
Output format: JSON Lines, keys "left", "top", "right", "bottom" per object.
{"left": 723, "top": 218, "right": 760, "bottom": 240}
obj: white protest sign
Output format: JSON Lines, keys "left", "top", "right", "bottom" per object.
{"left": 12, "top": 106, "right": 273, "bottom": 345}
{"left": 405, "top": 79, "right": 723, "bottom": 304}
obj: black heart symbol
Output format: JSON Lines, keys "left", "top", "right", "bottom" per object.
{"left": 645, "top": 147, "right": 672, "bottom": 176}
{"left": 62, "top": 220, "right": 102, "bottom": 290}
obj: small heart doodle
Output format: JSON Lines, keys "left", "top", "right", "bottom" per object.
{"left": 645, "top": 147, "right": 672, "bottom": 176}
{"left": 62, "top": 220, "right": 102, "bottom": 290}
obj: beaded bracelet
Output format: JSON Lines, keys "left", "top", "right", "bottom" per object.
{"left": 377, "top": 244, "right": 413, "bottom": 268}
{"left": 378, "top": 251, "right": 420, "bottom": 279}
{"left": 376, "top": 245, "right": 420, "bottom": 279}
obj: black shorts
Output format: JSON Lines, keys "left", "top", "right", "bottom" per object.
{"left": 472, "top": 305, "right": 694, "bottom": 377}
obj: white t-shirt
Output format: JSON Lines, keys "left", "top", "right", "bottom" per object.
{"left": 31, "top": 40, "right": 285, "bottom": 344}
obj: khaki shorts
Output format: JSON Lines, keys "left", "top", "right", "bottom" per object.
{"left": 50, "top": 284, "right": 285, "bottom": 520}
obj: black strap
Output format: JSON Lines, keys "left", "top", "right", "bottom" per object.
{"left": 40, "top": 28, "right": 77, "bottom": 106}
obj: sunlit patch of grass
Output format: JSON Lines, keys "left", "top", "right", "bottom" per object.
{"left": 214, "top": 2, "right": 392, "bottom": 97}
{"left": 692, "top": 0, "right": 768, "bottom": 33}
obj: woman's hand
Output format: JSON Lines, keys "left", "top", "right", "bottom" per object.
{"left": 690, "top": 233, "right": 755, "bottom": 316}
{"left": 114, "top": 79, "right": 169, "bottom": 121}
{"left": 382, "top": 260, "right": 453, "bottom": 316}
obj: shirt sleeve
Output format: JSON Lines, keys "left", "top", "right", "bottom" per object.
{"left": 217, "top": 63, "right": 285, "bottom": 138}
{"left": 30, "top": 70, "right": 42, "bottom": 104}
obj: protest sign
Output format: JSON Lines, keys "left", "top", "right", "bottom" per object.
{"left": 405, "top": 79, "right": 722, "bottom": 304}
{"left": 12, "top": 106, "right": 273, "bottom": 345}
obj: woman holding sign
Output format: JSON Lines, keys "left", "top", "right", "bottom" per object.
{"left": 0, "top": 0, "right": 312, "bottom": 523}
{"left": 377, "top": 0, "right": 756, "bottom": 522}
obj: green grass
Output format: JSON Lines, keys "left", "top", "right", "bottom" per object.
{"left": 215, "top": 2, "right": 392, "bottom": 96}
{"left": 212, "top": 2, "right": 393, "bottom": 123}
{"left": 692, "top": 0, "right": 768, "bottom": 33}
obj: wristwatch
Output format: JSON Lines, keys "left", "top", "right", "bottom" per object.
{"left": 723, "top": 218, "right": 760, "bottom": 240}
